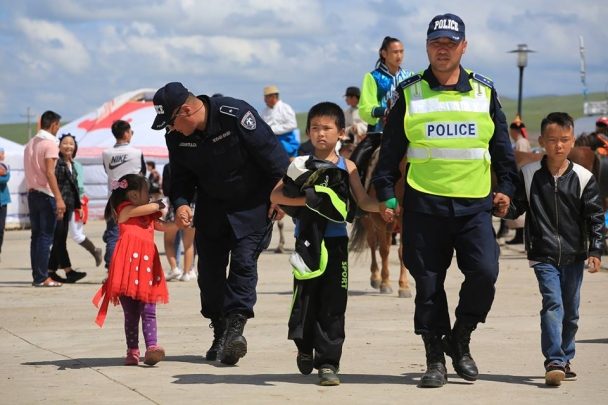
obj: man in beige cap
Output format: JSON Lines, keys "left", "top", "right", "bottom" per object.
{"left": 261, "top": 85, "right": 299, "bottom": 254}
{"left": 261, "top": 85, "right": 299, "bottom": 158}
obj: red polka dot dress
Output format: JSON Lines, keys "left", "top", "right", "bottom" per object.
{"left": 93, "top": 202, "right": 169, "bottom": 326}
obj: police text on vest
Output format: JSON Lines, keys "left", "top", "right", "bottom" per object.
{"left": 426, "top": 122, "right": 477, "bottom": 138}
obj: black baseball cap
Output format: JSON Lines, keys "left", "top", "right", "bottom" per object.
{"left": 151, "top": 82, "right": 189, "bottom": 130}
{"left": 427, "top": 13, "right": 465, "bottom": 42}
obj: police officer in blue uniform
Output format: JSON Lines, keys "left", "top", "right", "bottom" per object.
{"left": 151, "top": 82, "right": 290, "bottom": 365}
{"left": 373, "top": 14, "right": 518, "bottom": 387}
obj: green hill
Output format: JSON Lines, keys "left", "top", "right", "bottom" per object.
{"left": 2, "top": 92, "right": 606, "bottom": 146}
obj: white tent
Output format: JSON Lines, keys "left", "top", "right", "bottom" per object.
{"left": 59, "top": 89, "right": 169, "bottom": 218}
{"left": 0, "top": 137, "right": 28, "bottom": 228}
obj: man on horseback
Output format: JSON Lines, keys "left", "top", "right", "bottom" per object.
{"left": 372, "top": 13, "right": 518, "bottom": 388}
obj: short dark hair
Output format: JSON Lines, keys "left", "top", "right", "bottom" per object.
{"left": 146, "top": 160, "right": 155, "bottom": 169}
{"left": 541, "top": 112, "right": 574, "bottom": 135}
{"left": 306, "top": 102, "right": 345, "bottom": 134}
{"left": 111, "top": 120, "right": 131, "bottom": 140}
{"left": 40, "top": 111, "right": 61, "bottom": 130}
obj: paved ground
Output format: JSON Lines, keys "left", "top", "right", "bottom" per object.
{"left": 1, "top": 219, "right": 607, "bottom": 404}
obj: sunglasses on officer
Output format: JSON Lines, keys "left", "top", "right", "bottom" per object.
{"left": 167, "top": 106, "right": 183, "bottom": 127}
{"left": 167, "top": 104, "right": 204, "bottom": 128}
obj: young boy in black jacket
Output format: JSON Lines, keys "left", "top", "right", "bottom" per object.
{"left": 270, "top": 102, "right": 381, "bottom": 386}
{"left": 502, "top": 112, "right": 604, "bottom": 386}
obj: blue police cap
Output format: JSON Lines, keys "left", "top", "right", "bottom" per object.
{"left": 427, "top": 13, "right": 465, "bottom": 42}
{"left": 151, "top": 82, "right": 189, "bottom": 130}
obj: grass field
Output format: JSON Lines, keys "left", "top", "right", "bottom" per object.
{"left": 1, "top": 92, "right": 606, "bottom": 146}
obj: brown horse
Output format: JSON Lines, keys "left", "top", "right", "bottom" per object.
{"left": 514, "top": 147, "right": 596, "bottom": 173}
{"left": 350, "top": 150, "right": 412, "bottom": 298}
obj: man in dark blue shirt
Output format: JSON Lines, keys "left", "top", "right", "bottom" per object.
{"left": 372, "top": 14, "right": 518, "bottom": 388}
{"left": 151, "top": 82, "right": 289, "bottom": 365}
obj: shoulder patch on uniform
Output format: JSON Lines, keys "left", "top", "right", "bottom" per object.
{"left": 471, "top": 72, "right": 494, "bottom": 89}
{"left": 399, "top": 74, "right": 423, "bottom": 89}
{"left": 219, "top": 105, "right": 239, "bottom": 117}
{"left": 241, "top": 111, "right": 256, "bottom": 130}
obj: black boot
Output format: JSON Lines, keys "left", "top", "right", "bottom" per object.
{"left": 80, "top": 238, "right": 103, "bottom": 267}
{"left": 419, "top": 334, "right": 447, "bottom": 388}
{"left": 506, "top": 228, "right": 524, "bottom": 245}
{"left": 443, "top": 320, "right": 478, "bottom": 381}
{"left": 205, "top": 317, "right": 226, "bottom": 361}
{"left": 221, "top": 313, "right": 248, "bottom": 365}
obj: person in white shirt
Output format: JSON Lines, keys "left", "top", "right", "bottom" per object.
{"left": 343, "top": 86, "right": 368, "bottom": 146}
{"left": 261, "top": 85, "right": 298, "bottom": 254}
{"left": 101, "top": 120, "right": 146, "bottom": 268}
{"left": 261, "top": 85, "right": 299, "bottom": 158}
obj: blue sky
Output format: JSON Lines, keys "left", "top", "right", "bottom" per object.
{"left": 0, "top": 0, "right": 606, "bottom": 123}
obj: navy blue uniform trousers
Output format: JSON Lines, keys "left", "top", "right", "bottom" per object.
{"left": 196, "top": 213, "right": 271, "bottom": 320}
{"left": 402, "top": 210, "right": 499, "bottom": 336}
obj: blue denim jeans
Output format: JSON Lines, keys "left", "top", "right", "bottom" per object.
{"left": 533, "top": 261, "right": 584, "bottom": 367}
{"left": 102, "top": 217, "right": 119, "bottom": 269}
{"left": 28, "top": 191, "right": 57, "bottom": 284}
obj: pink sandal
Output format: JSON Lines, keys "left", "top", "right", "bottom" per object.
{"left": 144, "top": 345, "right": 165, "bottom": 366}
{"left": 125, "top": 348, "right": 140, "bottom": 366}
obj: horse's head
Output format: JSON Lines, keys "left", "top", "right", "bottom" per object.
{"left": 575, "top": 132, "right": 603, "bottom": 149}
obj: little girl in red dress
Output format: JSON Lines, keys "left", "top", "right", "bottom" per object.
{"left": 93, "top": 174, "right": 169, "bottom": 366}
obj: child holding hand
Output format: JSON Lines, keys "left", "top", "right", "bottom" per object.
{"left": 93, "top": 174, "right": 169, "bottom": 366}
{"left": 271, "top": 102, "right": 379, "bottom": 386}
{"left": 502, "top": 112, "right": 604, "bottom": 386}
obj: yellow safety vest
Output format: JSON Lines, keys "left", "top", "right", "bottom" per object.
{"left": 403, "top": 72, "right": 495, "bottom": 198}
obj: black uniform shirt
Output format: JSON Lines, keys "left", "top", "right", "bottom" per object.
{"left": 372, "top": 65, "right": 518, "bottom": 217}
{"left": 165, "top": 95, "right": 290, "bottom": 238}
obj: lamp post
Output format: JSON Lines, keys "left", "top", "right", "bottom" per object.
{"left": 508, "top": 44, "right": 535, "bottom": 119}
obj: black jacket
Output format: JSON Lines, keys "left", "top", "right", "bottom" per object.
{"left": 506, "top": 156, "right": 604, "bottom": 266}
{"left": 165, "top": 95, "right": 289, "bottom": 239}
{"left": 281, "top": 156, "right": 352, "bottom": 271}
{"left": 55, "top": 158, "right": 81, "bottom": 212}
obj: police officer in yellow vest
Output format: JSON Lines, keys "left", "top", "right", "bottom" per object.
{"left": 373, "top": 13, "right": 518, "bottom": 388}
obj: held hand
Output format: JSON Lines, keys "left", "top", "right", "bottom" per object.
{"left": 379, "top": 198, "right": 399, "bottom": 223}
{"left": 175, "top": 205, "right": 193, "bottom": 229}
{"left": 587, "top": 256, "right": 601, "bottom": 273}
{"left": 492, "top": 192, "right": 510, "bottom": 217}
{"left": 269, "top": 203, "right": 285, "bottom": 221}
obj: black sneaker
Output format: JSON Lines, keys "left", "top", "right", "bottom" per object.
{"left": 297, "top": 352, "right": 313, "bottom": 375}
{"left": 318, "top": 365, "right": 340, "bottom": 386}
{"left": 64, "top": 270, "right": 87, "bottom": 283}
{"left": 49, "top": 271, "right": 67, "bottom": 283}
{"left": 565, "top": 363, "right": 577, "bottom": 381}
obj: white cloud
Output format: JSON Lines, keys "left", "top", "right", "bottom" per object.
{"left": 15, "top": 17, "right": 90, "bottom": 74}
{"left": 0, "top": 0, "right": 607, "bottom": 123}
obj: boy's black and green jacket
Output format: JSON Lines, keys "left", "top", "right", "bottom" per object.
{"left": 281, "top": 156, "right": 353, "bottom": 278}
